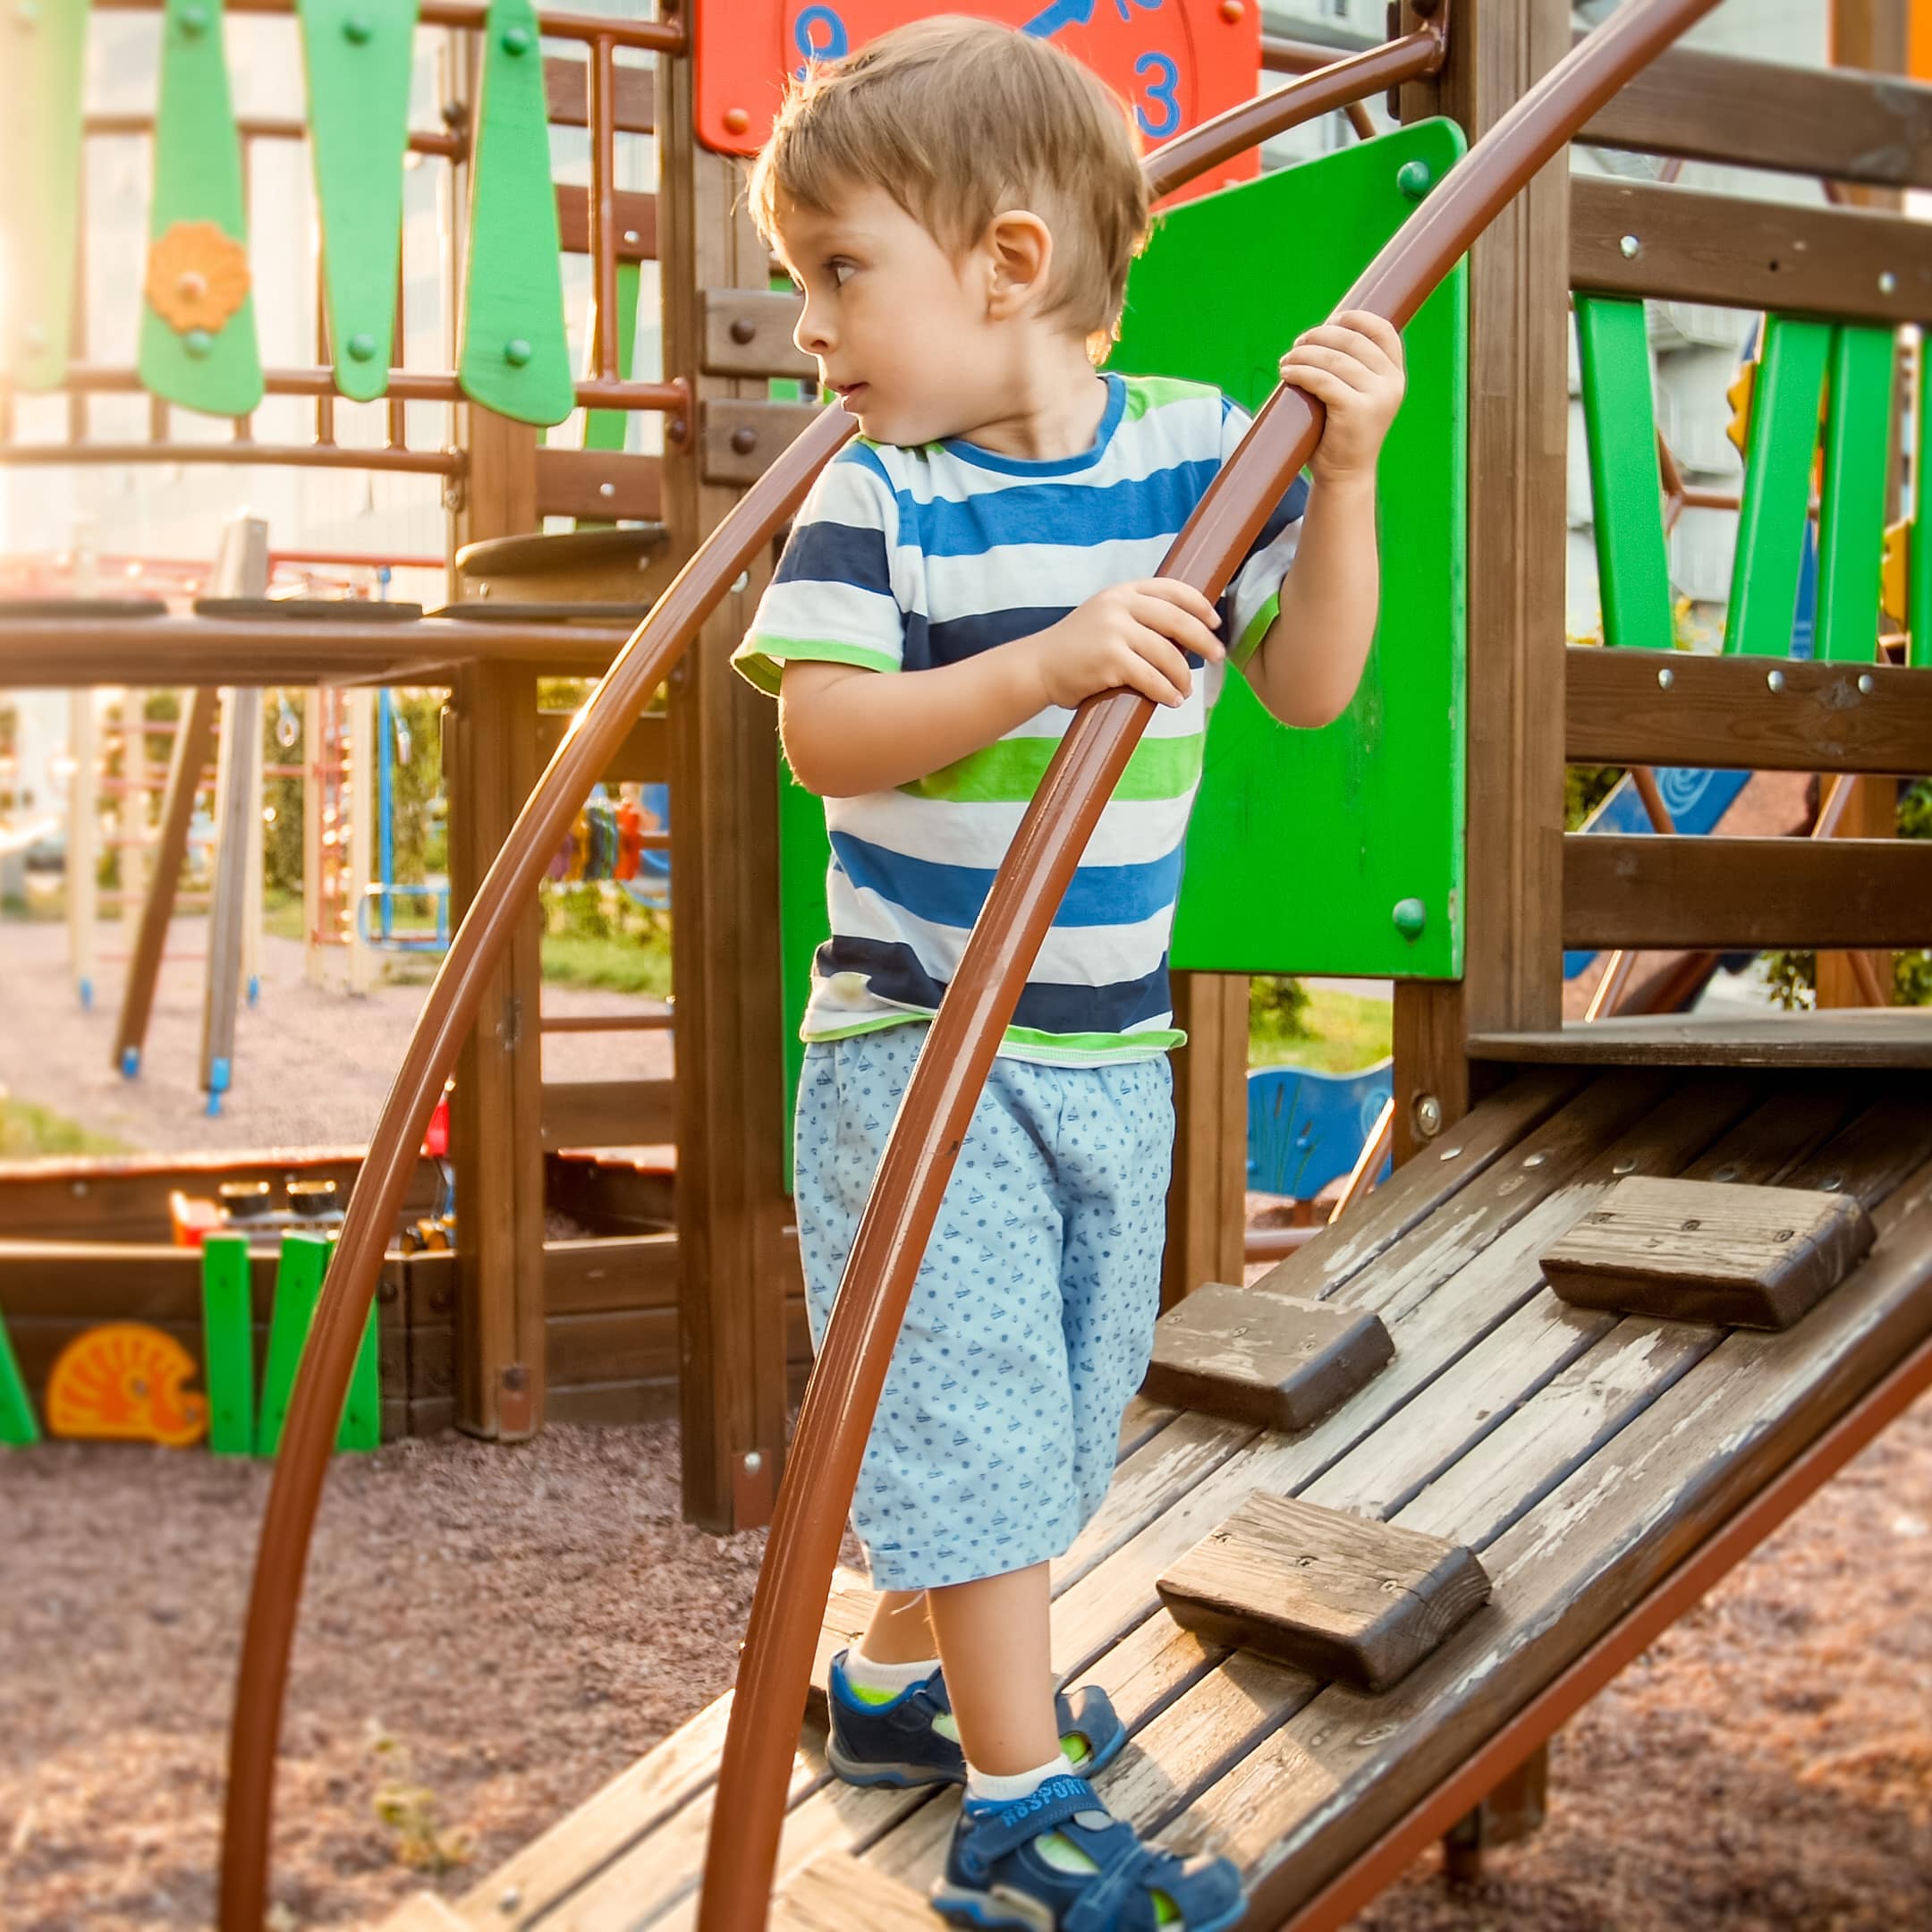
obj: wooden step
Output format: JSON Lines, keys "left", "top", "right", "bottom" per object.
{"left": 773, "top": 1854, "right": 939, "bottom": 1930}
{"left": 1156, "top": 1490, "right": 1492, "bottom": 1693}
{"left": 1140, "top": 1282, "right": 1394, "bottom": 1431}
{"left": 1541, "top": 1174, "right": 1876, "bottom": 1329}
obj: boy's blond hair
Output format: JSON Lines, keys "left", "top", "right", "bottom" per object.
{"left": 748, "top": 16, "right": 1152, "bottom": 338}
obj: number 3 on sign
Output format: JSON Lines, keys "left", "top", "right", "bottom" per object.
{"left": 1134, "top": 49, "right": 1180, "bottom": 138}
{"left": 794, "top": 4, "right": 848, "bottom": 75}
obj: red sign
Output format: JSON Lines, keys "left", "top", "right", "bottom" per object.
{"left": 694, "top": 0, "right": 1262, "bottom": 204}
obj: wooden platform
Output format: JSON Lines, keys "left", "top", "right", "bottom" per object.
{"left": 388, "top": 1066, "right": 1932, "bottom": 1931}
{"left": 1468, "top": 1011, "right": 1932, "bottom": 1068}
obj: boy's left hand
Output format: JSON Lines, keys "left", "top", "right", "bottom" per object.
{"left": 1279, "top": 310, "right": 1406, "bottom": 486}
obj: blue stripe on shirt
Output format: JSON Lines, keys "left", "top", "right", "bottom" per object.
{"left": 773, "top": 518, "right": 893, "bottom": 593}
{"left": 830, "top": 829, "right": 1185, "bottom": 930}
{"left": 886, "top": 460, "right": 1223, "bottom": 558}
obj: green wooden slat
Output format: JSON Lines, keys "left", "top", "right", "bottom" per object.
{"left": 298, "top": 0, "right": 420, "bottom": 402}
{"left": 1724, "top": 314, "right": 1830, "bottom": 658}
{"left": 574, "top": 258, "right": 644, "bottom": 528}
{"left": 0, "top": 1301, "right": 41, "bottom": 1446}
{"left": 1575, "top": 296, "right": 1674, "bottom": 652}
{"left": 199, "top": 1232, "right": 255, "bottom": 1454}
{"left": 1815, "top": 325, "right": 1896, "bottom": 665}
{"left": 1, "top": 0, "right": 90, "bottom": 390}
{"left": 1915, "top": 338, "right": 1932, "bottom": 672}
{"left": 458, "top": 0, "right": 574, "bottom": 425}
{"left": 255, "top": 1233, "right": 328, "bottom": 1456}
{"left": 137, "top": 0, "right": 265, "bottom": 416}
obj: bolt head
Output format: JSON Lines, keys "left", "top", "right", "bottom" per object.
{"left": 182, "top": 327, "right": 214, "bottom": 358}
{"left": 1396, "top": 159, "right": 1432, "bottom": 202}
{"left": 1821, "top": 1174, "right": 1844, "bottom": 1192}
{"left": 1219, "top": 0, "right": 1244, "bottom": 19}
{"left": 346, "top": 330, "right": 377, "bottom": 362}
{"left": 1657, "top": 665, "right": 1674, "bottom": 690}
{"left": 597, "top": 480, "right": 616, "bottom": 497}
{"left": 1523, "top": 1150, "right": 1549, "bottom": 1169}
{"left": 501, "top": 23, "right": 532, "bottom": 55}
{"left": 503, "top": 337, "right": 533, "bottom": 367}
{"left": 730, "top": 316, "right": 758, "bottom": 344}
{"left": 1391, "top": 895, "right": 1427, "bottom": 940}
{"left": 1767, "top": 667, "right": 1786, "bottom": 693}
{"left": 343, "top": 12, "right": 373, "bottom": 42}
{"left": 724, "top": 105, "right": 751, "bottom": 135}
{"left": 180, "top": 2, "right": 209, "bottom": 33}
{"left": 623, "top": 228, "right": 640, "bottom": 246}
{"left": 731, "top": 424, "right": 758, "bottom": 454}
{"left": 499, "top": 1885, "right": 523, "bottom": 1912}
{"left": 1613, "top": 1156, "right": 1638, "bottom": 1174}
{"left": 744, "top": 1449, "right": 764, "bottom": 1473}
{"left": 1618, "top": 233, "right": 1641, "bottom": 259}
{"left": 1859, "top": 671, "right": 1876, "bottom": 694}
{"left": 1880, "top": 269, "right": 1899, "bottom": 294}
{"left": 1413, "top": 1093, "right": 1444, "bottom": 1139}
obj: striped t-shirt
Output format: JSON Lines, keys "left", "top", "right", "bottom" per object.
{"left": 734, "top": 370, "right": 1305, "bottom": 1065}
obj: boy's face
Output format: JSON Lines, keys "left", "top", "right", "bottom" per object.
{"left": 775, "top": 184, "right": 1012, "bottom": 447}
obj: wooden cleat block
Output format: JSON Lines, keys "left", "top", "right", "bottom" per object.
{"left": 1541, "top": 1174, "right": 1876, "bottom": 1330}
{"left": 1140, "top": 1282, "right": 1394, "bottom": 1431}
{"left": 1156, "top": 1490, "right": 1492, "bottom": 1693}
{"left": 772, "top": 1854, "right": 939, "bottom": 1931}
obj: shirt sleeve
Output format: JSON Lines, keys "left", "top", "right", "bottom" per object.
{"left": 1218, "top": 394, "right": 1309, "bottom": 671}
{"left": 731, "top": 445, "right": 906, "bottom": 697}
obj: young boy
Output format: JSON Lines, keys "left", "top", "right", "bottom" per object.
{"left": 734, "top": 19, "right": 1403, "bottom": 1928}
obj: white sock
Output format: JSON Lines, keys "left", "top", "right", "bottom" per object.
{"left": 966, "top": 1751, "right": 1075, "bottom": 1805}
{"left": 842, "top": 1648, "right": 939, "bottom": 1700}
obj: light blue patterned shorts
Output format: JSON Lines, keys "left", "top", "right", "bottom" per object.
{"left": 794, "top": 1023, "right": 1175, "bottom": 1592}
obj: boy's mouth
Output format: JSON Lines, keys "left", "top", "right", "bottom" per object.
{"left": 831, "top": 382, "right": 868, "bottom": 411}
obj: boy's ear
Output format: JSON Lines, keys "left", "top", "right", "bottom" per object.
{"left": 982, "top": 209, "right": 1054, "bottom": 318}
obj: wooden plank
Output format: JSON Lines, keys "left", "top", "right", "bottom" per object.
{"left": 534, "top": 708, "right": 669, "bottom": 783}
{"left": 1470, "top": 1011, "right": 1932, "bottom": 1067}
{"left": 1157, "top": 1492, "right": 1491, "bottom": 1693}
{"left": 699, "top": 400, "right": 826, "bottom": 487}
{"left": 1541, "top": 1174, "right": 1877, "bottom": 1329}
{"left": 545, "top": 1233, "right": 680, "bottom": 1315}
{"left": 1391, "top": 0, "right": 1570, "bottom": 1156}
{"left": 539, "top": 1076, "right": 677, "bottom": 1151}
{"left": 660, "top": 47, "right": 793, "bottom": 1531}
{"left": 1565, "top": 646, "right": 1932, "bottom": 774}
{"left": 533, "top": 447, "right": 662, "bottom": 522}
{"left": 111, "top": 685, "right": 220, "bottom": 1077}
{"left": 701, "top": 289, "right": 817, "bottom": 380}
{"left": 544, "top": 55, "right": 655, "bottom": 133}
{"left": 1578, "top": 42, "right": 1932, "bottom": 191}
{"left": 1142, "top": 1284, "right": 1393, "bottom": 1431}
{"left": 554, "top": 183, "right": 657, "bottom": 261}
{"left": 770, "top": 1857, "right": 936, "bottom": 1932}
{"left": 1572, "top": 179, "right": 1932, "bottom": 326}
{"left": 1163, "top": 973, "right": 1250, "bottom": 1309}
{"left": 377, "top": 1890, "right": 472, "bottom": 1932}
{"left": 1563, "top": 835, "right": 1932, "bottom": 949}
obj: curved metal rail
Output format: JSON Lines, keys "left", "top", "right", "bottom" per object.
{"left": 696, "top": 3, "right": 1722, "bottom": 1927}
{"left": 215, "top": 30, "right": 1449, "bottom": 1930}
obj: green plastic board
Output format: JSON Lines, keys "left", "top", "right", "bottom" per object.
{"left": 575, "top": 258, "right": 644, "bottom": 526}
{"left": 1121, "top": 120, "right": 1468, "bottom": 979}
{"left": 199, "top": 1232, "right": 255, "bottom": 1455}
{"left": 0, "top": 1300, "right": 40, "bottom": 1445}
{"left": 256, "top": 1233, "right": 327, "bottom": 1456}
{"left": 298, "top": 0, "right": 420, "bottom": 402}
{"left": 1915, "top": 339, "right": 1932, "bottom": 673}
{"left": 774, "top": 123, "right": 1468, "bottom": 1177}
{"left": 1, "top": 0, "right": 90, "bottom": 391}
{"left": 1575, "top": 295, "right": 1674, "bottom": 652}
{"left": 137, "top": 0, "right": 265, "bottom": 416}
{"left": 458, "top": 0, "right": 575, "bottom": 426}
{"left": 1815, "top": 323, "right": 1895, "bottom": 665}
{"left": 1724, "top": 314, "right": 1829, "bottom": 658}
{"left": 337, "top": 1276, "right": 381, "bottom": 1453}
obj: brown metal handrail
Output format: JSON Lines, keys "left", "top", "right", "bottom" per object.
{"left": 698, "top": 4, "right": 1722, "bottom": 1928}
{"left": 213, "top": 36, "right": 1450, "bottom": 1930}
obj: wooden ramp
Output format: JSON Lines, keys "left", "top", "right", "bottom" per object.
{"left": 388, "top": 1066, "right": 1932, "bottom": 1932}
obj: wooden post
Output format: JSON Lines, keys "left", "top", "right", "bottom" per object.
{"left": 445, "top": 405, "right": 548, "bottom": 1442}
{"left": 1163, "top": 972, "right": 1250, "bottom": 1309}
{"left": 658, "top": 47, "right": 792, "bottom": 1530}
{"left": 1392, "top": 0, "right": 1570, "bottom": 1165}
{"left": 346, "top": 685, "right": 377, "bottom": 996}
{"left": 67, "top": 689, "right": 97, "bottom": 1006}
{"left": 120, "top": 687, "right": 149, "bottom": 946}
{"left": 302, "top": 686, "right": 326, "bottom": 986}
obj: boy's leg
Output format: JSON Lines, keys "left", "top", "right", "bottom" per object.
{"left": 859, "top": 1589, "right": 937, "bottom": 1664}
{"left": 925, "top": 1562, "right": 1061, "bottom": 1777}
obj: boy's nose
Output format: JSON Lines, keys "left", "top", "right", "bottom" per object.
{"left": 794, "top": 301, "right": 833, "bottom": 358}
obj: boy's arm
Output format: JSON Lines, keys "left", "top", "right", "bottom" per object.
{"left": 781, "top": 578, "right": 1224, "bottom": 798}
{"left": 1239, "top": 310, "right": 1405, "bottom": 732}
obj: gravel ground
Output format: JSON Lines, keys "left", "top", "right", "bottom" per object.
{"left": 0, "top": 916, "right": 671, "bottom": 1157}
{"left": 4, "top": 1397, "right": 1928, "bottom": 1932}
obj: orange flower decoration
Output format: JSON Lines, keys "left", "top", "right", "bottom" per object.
{"left": 144, "top": 219, "right": 251, "bottom": 334}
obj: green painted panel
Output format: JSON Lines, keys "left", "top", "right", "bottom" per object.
{"left": 1815, "top": 324, "right": 1895, "bottom": 665}
{"left": 137, "top": 0, "right": 265, "bottom": 417}
{"left": 1120, "top": 121, "right": 1468, "bottom": 978}
{"left": 1724, "top": 314, "right": 1829, "bottom": 658}
{"left": 1915, "top": 339, "right": 1932, "bottom": 673}
{"left": 458, "top": 0, "right": 574, "bottom": 426}
{"left": 336, "top": 1284, "right": 380, "bottom": 1453}
{"left": 299, "top": 0, "right": 419, "bottom": 402}
{"left": 255, "top": 1233, "right": 327, "bottom": 1457}
{"left": 1, "top": 0, "right": 90, "bottom": 391}
{"left": 1575, "top": 296, "right": 1674, "bottom": 652}
{"left": 199, "top": 1232, "right": 255, "bottom": 1455}
{"left": 0, "top": 1301, "right": 40, "bottom": 1445}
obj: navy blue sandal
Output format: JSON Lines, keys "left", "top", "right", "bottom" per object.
{"left": 826, "top": 1654, "right": 1127, "bottom": 1790}
{"left": 930, "top": 1773, "right": 1247, "bottom": 1931}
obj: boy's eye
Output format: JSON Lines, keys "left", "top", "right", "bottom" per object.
{"left": 828, "top": 258, "right": 855, "bottom": 287}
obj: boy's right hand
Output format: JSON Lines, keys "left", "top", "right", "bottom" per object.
{"left": 1023, "top": 578, "right": 1224, "bottom": 711}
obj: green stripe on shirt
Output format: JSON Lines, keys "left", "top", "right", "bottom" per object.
{"left": 731, "top": 634, "right": 902, "bottom": 696}
{"left": 901, "top": 730, "right": 1205, "bottom": 803}
{"left": 1121, "top": 374, "right": 1217, "bottom": 421}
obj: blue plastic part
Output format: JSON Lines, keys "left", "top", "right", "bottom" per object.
{"left": 1246, "top": 1061, "right": 1394, "bottom": 1200}
{"left": 121, "top": 1045, "right": 140, "bottom": 1079}
{"left": 246, "top": 974, "right": 260, "bottom": 1006}
{"left": 78, "top": 977, "right": 93, "bottom": 1011}
{"left": 206, "top": 1055, "right": 232, "bottom": 1115}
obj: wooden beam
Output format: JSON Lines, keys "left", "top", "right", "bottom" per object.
{"left": 1578, "top": 41, "right": 1932, "bottom": 191}
{"left": 554, "top": 183, "right": 657, "bottom": 261}
{"left": 1468, "top": 1012, "right": 1932, "bottom": 1067}
{"left": 1563, "top": 835, "right": 1932, "bottom": 950}
{"left": 532, "top": 447, "right": 661, "bottom": 522}
{"left": 1572, "top": 178, "right": 1932, "bottom": 326}
{"left": 538, "top": 1077, "right": 676, "bottom": 1151}
{"left": 1163, "top": 973, "right": 1250, "bottom": 1310}
{"left": 543, "top": 55, "right": 654, "bottom": 134}
{"left": 1392, "top": 0, "right": 1570, "bottom": 1165}
{"left": 534, "top": 708, "right": 669, "bottom": 783}
{"left": 1565, "top": 647, "right": 1932, "bottom": 774}
{"left": 659, "top": 47, "right": 794, "bottom": 1531}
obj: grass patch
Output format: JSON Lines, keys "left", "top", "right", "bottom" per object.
{"left": 0, "top": 1093, "right": 130, "bottom": 1158}
{"left": 540, "top": 928, "right": 673, "bottom": 998}
{"left": 1249, "top": 984, "right": 1392, "bottom": 1074}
